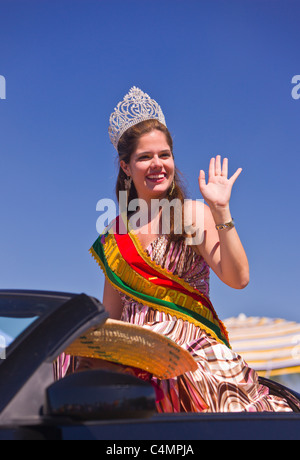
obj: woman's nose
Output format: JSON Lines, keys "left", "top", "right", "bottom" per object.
{"left": 151, "top": 155, "right": 163, "bottom": 168}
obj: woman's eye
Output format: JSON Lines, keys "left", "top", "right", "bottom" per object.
{"left": 137, "top": 152, "right": 171, "bottom": 161}
{"left": 138, "top": 155, "right": 149, "bottom": 160}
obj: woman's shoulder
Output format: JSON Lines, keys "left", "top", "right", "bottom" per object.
{"left": 183, "top": 199, "right": 208, "bottom": 248}
{"left": 184, "top": 199, "right": 209, "bottom": 218}
{"left": 101, "top": 214, "right": 127, "bottom": 236}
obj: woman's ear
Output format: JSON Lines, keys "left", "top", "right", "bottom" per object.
{"left": 120, "top": 160, "right": 131, "bottom": 177}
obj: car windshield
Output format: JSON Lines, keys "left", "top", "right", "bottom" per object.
{"left": 0, "top": 317, "right": 37, "bottom": 346}
{"left": 0, "top": 290, "right": 75, "bottom": 350}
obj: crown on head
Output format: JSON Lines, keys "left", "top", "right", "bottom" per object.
{"left": 108, "top": 86, "right": 167, "bottom": 150}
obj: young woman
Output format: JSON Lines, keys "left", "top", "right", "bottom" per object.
{"left": 87, "top": 87, "right": 297, "bottom": 412}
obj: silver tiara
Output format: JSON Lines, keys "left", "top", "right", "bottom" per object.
{"left": 108, "top": 86, "right": 167, "bottom": 150}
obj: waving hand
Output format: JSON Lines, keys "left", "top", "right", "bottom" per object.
{"left": 198, "top": 156, "right": 242, "bottom": 210}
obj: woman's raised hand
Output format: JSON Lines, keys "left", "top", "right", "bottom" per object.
{"left": 198, "top": 156, "right": 242, "bottom": 211}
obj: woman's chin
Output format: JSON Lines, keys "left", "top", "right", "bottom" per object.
{"left": 145, "top": 179, "right": 172, "bottom": 194}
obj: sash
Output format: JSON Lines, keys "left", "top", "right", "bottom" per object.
{"left": 90, "top": 215, "right": 230, "bottom": 348}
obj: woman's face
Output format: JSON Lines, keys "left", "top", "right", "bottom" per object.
{"left": 120, "top": 129, "right": 175, "bottom": 203}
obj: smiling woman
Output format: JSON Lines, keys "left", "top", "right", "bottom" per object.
{"left": 116, "top": 118, "right": 187, "bottom": 245}
{"left": 75, "top": 87, "right": 300, "bottom": 413}
{"left": 120, "top": 130, "right": 174, "bottom": 201}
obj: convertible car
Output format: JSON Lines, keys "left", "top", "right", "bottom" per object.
{"left": 1, "top": 289, "right": 300, "bottom": 441}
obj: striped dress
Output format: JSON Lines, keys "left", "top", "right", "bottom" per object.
{"left": 120, "top": 234, "right": 293, "bottom": 413}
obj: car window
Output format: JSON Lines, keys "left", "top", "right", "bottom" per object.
{"left": 0, "top": 317, "right": 38, "bottom": 345}
{"left": 0, "top": 290, "right": 75, "bottom": 349}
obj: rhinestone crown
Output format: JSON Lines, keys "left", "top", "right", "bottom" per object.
{"left": 108, "top": 86, "right": 167, "bottom": 150}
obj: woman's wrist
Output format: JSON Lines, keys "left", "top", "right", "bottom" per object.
{"left": 209, "top": 204, "right": 232, "bottom": 226}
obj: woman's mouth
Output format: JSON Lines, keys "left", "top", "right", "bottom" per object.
{"left": 146, "top": 173, "right": 167, "bottom": 183}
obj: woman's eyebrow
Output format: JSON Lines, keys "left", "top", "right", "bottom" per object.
{"left": 136, "top": 149, "right": 171, "bottom": 156}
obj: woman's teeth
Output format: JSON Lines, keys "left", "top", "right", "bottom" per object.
{"left": 147, "top": 174, "right": 165, "bottom": 180}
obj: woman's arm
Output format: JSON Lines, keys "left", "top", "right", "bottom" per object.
{"left": 196, "top": 203, "right": 249, "bottom": 289}
{"left": 193, "top": 156, "right": 249, "bottom": 290}
{"left": 102, "top": 278, "right": 123, "bottom": 319}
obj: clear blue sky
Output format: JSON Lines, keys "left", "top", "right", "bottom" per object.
{"left": 0, "top": 0, "right": 299, "bottom": 326}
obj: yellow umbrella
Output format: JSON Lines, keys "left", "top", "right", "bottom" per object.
{"left": 224, "top": 314, "right": 300, "bottom": 380}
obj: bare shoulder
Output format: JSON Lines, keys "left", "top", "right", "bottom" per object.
{"left": 184, "top": 199, "right": 205, "bottom": 225}
{"left": 184, "top": 200, "right": 219, "bottom": 255}
{"left": 184, "top": 200, "right": 206, "bottom": 251}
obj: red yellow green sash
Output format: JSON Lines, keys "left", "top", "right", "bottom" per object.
{"left": 90, "top": 216, "right": 230, "bottom": 348}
